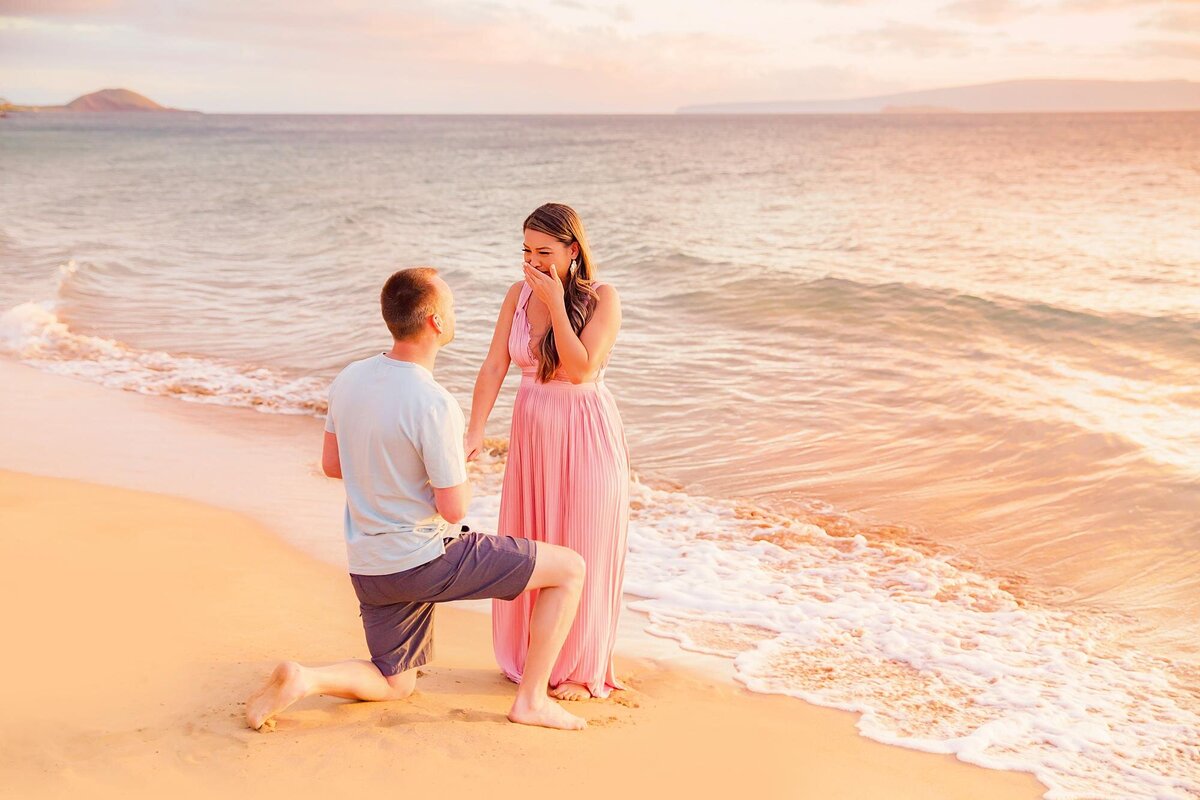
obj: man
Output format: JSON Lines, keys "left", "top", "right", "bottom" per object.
{"left": 245, "top": 267, "right": 588, "bottom": 731}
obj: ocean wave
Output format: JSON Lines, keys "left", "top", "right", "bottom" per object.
{"left": 732, "top": 273, "right": 1197, "bottom": 341}
{"left": 644, "top": 259, "right": 1199, "bottom": 342}
{"left": 446, "top": 440, "right": 1200, "bottom": 798}
{"left": 621, "top": 485, "right": 1198, "bottom": 798}
{"left": 0, "top": 263, "right": 329, "bottom": 415}
{"left": 990, "top": 353, "right": 1200, "bottom": 476}
{"left": 654, "top": 267, "right": 1200, "bottom": 476}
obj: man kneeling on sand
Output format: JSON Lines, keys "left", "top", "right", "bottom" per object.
{"left": 246, "top": 267, "right": 588, "bottom": 731}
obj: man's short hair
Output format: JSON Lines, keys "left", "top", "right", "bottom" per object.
{"left": 381, "top": 267, "right": 440, "bottom": 341}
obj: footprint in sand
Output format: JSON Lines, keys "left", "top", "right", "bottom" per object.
{"left": 610, "top": 694, "right": 640, "bottom": 708}
{"left": 588, "top": 715, "right": 622, "bottom": 728}
{"left": 448, "top": 707, "right": 492, "bottom": 723}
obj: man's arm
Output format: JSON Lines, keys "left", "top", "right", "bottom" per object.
{"left": 421, "top": 395, "right": 471, "bottom": 524}
{"left": 321, "top": 431, "right": 342, "bottom": 479}
{"left": 433, "top": 481, "right": 471, "bottom": 524}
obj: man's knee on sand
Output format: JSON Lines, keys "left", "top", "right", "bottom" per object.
{"left": 383, "top": 669, "right": 417, "bottom": 701}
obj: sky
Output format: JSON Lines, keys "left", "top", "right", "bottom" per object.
{"left": 1, "top": 0, "right": 1198, "bottom": 112}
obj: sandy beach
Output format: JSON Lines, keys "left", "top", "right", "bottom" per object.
{"left": 0, "top": 357, "right": 1048, "bottom": 798}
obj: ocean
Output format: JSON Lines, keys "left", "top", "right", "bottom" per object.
{"left": 1, "top": 112, "right": 1197, "bottom": 797}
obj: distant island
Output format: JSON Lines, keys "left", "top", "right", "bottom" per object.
{"left": 0, "top": 88, "right": 194, "bottom": 114}
{"left": 678, "top": 79, "right": 1200, "bottom": 114}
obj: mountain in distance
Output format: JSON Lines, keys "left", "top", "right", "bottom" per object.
{"left": 67, "top": 88, "right": 169, "bottom": 111}
{"left": 1, "top": 88, "right": 195, "bottom": 113}
{"left": 678, "top": 79, "right": 1200, "bottom": 114}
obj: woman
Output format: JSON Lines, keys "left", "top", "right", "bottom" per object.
{"left": 466, "top": 203, "right": 629, "bottom": 700}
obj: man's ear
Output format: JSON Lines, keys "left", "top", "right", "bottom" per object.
{"left": 432, "top": 313, "right": 443, "bottom": 332}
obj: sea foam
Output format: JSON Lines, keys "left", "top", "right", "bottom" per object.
{"left": 617, "top": 481, "right": 1199, "bottom": 799}
{"left": 455, "top": 441, "right": 1200, "bottom": 799}
{"left": 0, "top": 262, "right": 328, "bottom": 415}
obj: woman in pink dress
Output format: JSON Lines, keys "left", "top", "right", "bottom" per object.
{"left": 466, "top": 203, "right": 629, "bottom": 701}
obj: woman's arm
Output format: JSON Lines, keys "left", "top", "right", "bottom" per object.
{"left": 465, "top": 282, "right": 522, "bottom": 460}
{"left": 544, "top": 282, "right": 621, "bottom": 385}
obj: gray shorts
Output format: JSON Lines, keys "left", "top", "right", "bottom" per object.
{"left": 349, "top": 529, "right": 537, "bottom": 676}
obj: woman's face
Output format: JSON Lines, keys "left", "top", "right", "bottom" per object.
{"left": 523, "top": 228, "right": 578, "bottom": 280}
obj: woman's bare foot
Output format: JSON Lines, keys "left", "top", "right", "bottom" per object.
{"left": 245, "top": 661, "right": 309, "bottom": 731}
{"left": 549, "top": 682, "right": 593, "bottom": 702}
{"left": 507, "top": 696, "right": 587, "bottom": 730}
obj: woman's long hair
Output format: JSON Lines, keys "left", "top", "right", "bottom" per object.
{"left": 524, "top": 203, "right": 599, "bottom": 383}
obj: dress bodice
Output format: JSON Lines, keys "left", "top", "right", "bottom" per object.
{"left": 508, "top": 282, "right": 610, "bottom": 383}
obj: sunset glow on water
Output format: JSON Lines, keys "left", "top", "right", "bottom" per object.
{"left": 2, "top": 111, "right": 1198, "bottom": 796}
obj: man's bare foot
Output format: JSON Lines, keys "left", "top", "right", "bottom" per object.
{"left": 245, "top": 661, "right": 309, "bottom": 731}
{"left": 549, "top": 682, "right": 593, "bottom": 701}
{"left": 507, "top": 695, "right": 587, "bottom": 731}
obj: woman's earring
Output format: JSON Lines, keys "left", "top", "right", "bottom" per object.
{"left": 569, "top": 258, "right": 578, "bottom": 276}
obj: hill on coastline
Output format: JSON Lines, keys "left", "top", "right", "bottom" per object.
{"left": 679, "top": 79, "right": 1200, "bottom": 114}
{"left": 1, "top": 88, "right": 192, "bottom": 113}
{"left": 67, "top": 88, "right": 167, "bottom": 112}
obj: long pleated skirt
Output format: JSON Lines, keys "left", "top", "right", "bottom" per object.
{"left": 491, "top": 373, "right": 630, "bottom": 698}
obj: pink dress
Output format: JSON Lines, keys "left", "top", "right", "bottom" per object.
{"left": 491, "top": 282, "right": 630, "bottom": 698}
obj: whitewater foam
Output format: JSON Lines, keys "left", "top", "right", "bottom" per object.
{"left": 612, "top": 480, "right": 1199, "bottom": 799}
{"left": 0, "top": 268, "right": 329, "bottom": 415}
{"left": 454, "top": 438, "right": 1200, "bottom": 798}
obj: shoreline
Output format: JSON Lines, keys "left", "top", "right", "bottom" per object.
{"left": 0, "top": 356, "right": 736, "bottom": 680}
{"left": 0, "top": 357, "right": 1048, "bottom": 797}
{"left": 0, "top": 469, "right": 1046, "bottom": 798}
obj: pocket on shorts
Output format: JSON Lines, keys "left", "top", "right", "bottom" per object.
{"left": 349, "top": 573, "right": 381, "bottom": 606}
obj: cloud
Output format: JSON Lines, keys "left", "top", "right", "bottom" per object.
{"left": 1058, "top": 0, "right": 1189, "bottom": 10}
{"left": 941, "top": 0, "right": 1038, "bottom": 24}
{"left": 0, "top": 1, "right": 642, "bottom": 68}
{"left": 1130, "top": 38, "right": 1200, "bottom": 59}
{"left": 3, "top": 0, "right": 1192, "bottom": 112}
{"left": 551, "top": 0, "right": 633, "bottom": 22}
{"left": 944, "top": 0, "right": 1200, "bottom": 23}
{"left": 0, "top": 0, "right": 788, "bottom": 111}
{"left": 1139, "top": 6, "right": 1200, "bottom": 29}
{"left": 819, "top": 21, "right": 975, "bottom": 56}
{"left": 0, "top": 0, "right": 122, "bottom": 13}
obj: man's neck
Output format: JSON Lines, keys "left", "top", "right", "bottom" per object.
{"left": 384, "top": 339, "right": 439, "bottom": 373}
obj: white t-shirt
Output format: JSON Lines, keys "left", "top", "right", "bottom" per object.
{"left": 324, "top": 354, "right": 468, "bottom": 575}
